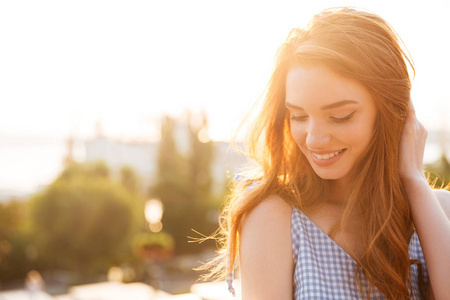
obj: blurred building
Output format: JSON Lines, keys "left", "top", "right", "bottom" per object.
{"left": 84, "top": 135, "right": 247, "bottom": 196}
{"left": 85, "top": 136, "right": 157, "bottom": 191}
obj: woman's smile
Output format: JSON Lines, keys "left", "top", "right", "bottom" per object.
{"left": 310, "top": 149, "right": 346, "bottom": 166}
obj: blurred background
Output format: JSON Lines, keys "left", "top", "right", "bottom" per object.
{"left": 1, "top": 0, "right": 449, "bottom": 299}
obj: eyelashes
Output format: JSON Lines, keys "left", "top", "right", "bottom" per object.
{"left": 290, "top": 115, "right": 308, "bottom": 122}
{"left": 330, "top": 111, "right": 356, "bottom": 123}
{"left": 290, "top": 111, "right": 356, "bottom": 123}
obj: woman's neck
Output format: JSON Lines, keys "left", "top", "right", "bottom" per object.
{"left": 325, "top": 178, "right": 352, "bottom": 205}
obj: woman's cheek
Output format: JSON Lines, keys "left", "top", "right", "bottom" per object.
{"left": 289, "top": 124, "right": 307, "bottom": 146}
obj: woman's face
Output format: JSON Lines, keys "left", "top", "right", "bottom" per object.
{"left": 286, "top": 64, "right": 377, "bottom": 184}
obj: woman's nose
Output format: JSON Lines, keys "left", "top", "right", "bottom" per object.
{"left": 305, "top": 122, "right": 331, "bottom": 149}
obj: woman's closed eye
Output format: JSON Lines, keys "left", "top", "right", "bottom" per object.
{"left": 330, "top": 111, "right": 356, "bottom": 123}
{"left": 290, "top": 111, "right": 356, "bottom": 123}
{"left": 291, "top": 114, "right": 308, "bottom": 122}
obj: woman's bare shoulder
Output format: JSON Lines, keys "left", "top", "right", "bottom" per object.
{"left": 248, "top": 195, "right": 292, "bottom": 217}
{"left": 240, "top": 195, "right": 293, "bottom": 247}
{"left": 242, "top": 195, "right": 293, "bottom": 228}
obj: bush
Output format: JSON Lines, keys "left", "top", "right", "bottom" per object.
{"left": 29, "top": 162, "right": 142, "bottom": 279}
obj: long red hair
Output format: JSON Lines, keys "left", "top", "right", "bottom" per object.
{"left": 203, "top": 7, "right": 422, "bottom": 299}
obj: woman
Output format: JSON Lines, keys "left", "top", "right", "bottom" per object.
{"left": 203, "top": 7, "right": 450, "bottom": 299}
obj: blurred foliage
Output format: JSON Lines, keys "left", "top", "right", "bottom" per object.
{"left": 133, "top": 232, "right": 175, "bottom": 251}
{"left": 0, "top": 112, "right": 229, "bottom": 285}
{"left": 150, "top": 113, "right": 219, "bottom": 255}
{"left": 0, "top": 199, "right": 32, "bottom": 282}
{"left": 426, "top": 153, "right": 450, "bottom": 188}
{"left": 132, "top": 231, "right": 175, "bottom": 263}
{"left": 29, "top": 161, "right": 143, "bottom": 280}
{"left": 121, "top": 166, "right": 141, "bottom": 194}
{"left": 0, "top": 199, "right": 27, "bottom": 241}
{"left": 188, "top": 112, "right": 214, "bottom": 201}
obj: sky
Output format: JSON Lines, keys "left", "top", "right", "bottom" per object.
{"left": 1, "top": 0, "right": 449, "bottom": 193}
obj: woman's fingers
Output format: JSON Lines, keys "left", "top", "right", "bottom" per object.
{"left": 399, "top": 98, "right": 427, "bottom": 182}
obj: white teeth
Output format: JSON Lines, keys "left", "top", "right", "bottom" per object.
{"left": 312, "top": 149, "right": 344, "bottom": 160}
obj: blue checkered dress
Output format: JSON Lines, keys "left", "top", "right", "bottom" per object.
{"left": 292, "top": 207, "right": 429, "bottom": 299}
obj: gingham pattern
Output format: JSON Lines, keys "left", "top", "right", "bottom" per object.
{"left": 292, "top": 207, "right": 429, "bottom": 299}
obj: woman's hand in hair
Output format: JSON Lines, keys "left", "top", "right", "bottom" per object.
{"left": 398, "top": 100, "right": 428, "bottom": 185}
{"left": 399, "top": 101, "right": 450, "bottom": 300}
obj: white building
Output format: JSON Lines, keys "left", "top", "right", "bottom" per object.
{"left": 85, "top": 136, "right": 157, "bottom": 191}
{"left": 84, "top": 136, "right": 247, "bottom": 196}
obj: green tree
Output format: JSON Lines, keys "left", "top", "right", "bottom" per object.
{"left": 0, "top": 200, "right": 31, "bottom": 282}
{"left": 150, "top": 113, "right": 217, "bottom": 254}
{"left": 151, "top": 116, "right": 190, "bottom": 202}
{"left": 188, "top": 111, "right": 214, "bottom": 202}
{"left": 30, "top": 162, "right": 141, "bottom": 279}
{"left": 120, "top": 166, "right": 140, "bottom": 194}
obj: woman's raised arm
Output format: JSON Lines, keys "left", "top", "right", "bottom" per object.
{"left": 399, "top": 103, "right": 450, "bottom": 300}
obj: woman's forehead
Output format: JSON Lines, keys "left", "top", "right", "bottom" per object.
{"left": 285, "top": 65, "right": 373, "bottom": 109}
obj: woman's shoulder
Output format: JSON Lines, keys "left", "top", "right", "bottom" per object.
{"left": 240, "top": 194, "right": 293, "bottom": 253}
{"left": 243, "top": 195, "right": 293, "bottom": 227}
{"left": 433, "top": 188, "right": 450, "bottom": 219}
{"left": 234, "top": 172, "right": 293, "bottom": 230}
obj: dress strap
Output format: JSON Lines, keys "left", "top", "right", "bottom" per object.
{"left": 226, "top": 268, "right": 236, "bottom": 297}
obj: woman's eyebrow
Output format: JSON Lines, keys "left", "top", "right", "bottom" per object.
{"left": 285, "top": 99, "right": 358, "bottom": 111}
{"left": 321, "top": 100, "right": 358, "bottom": 110}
